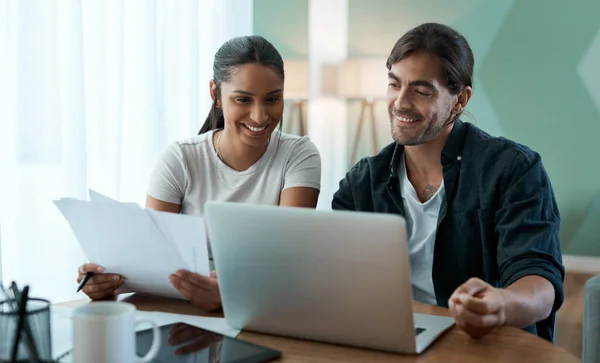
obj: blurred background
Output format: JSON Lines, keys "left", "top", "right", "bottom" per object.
{"left": 254, "top": 0, "right": 600, "bottom": 261}
{"left": 0, "top": 0, "right": 598, "bottom": 308}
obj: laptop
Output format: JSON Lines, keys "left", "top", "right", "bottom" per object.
{"left": 204, "top": 201, "right": 455, "bottom": 354}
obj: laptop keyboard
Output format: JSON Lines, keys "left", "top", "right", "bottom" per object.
{"left": 415, "top": 327, "right": 426, "bottom": 336}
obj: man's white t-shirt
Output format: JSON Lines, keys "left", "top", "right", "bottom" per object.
{"left": 147, "top": 129, "right": 321, "bottom": 217}
{"left": 399, "top": 154, "right": 444, "bottom": 305}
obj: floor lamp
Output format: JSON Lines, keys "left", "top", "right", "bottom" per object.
{"left": 284, "top": 59, "right": 308, "bottom": 136}
{"left": 286, "top": 99, "right": 306, "bottom": 136}
{"left": 350, "top": 97, "right": 378, "bottom": 165}
{"left": 337, "top": 58, "right": 388, "bottom": 166}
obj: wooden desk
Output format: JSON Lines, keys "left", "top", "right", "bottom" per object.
{"left": 60, "top": 294, "right": 581, "bottom": 363}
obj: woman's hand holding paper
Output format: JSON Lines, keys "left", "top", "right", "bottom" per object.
{"left": 169, "top": 270, "right": 221, "bottom": 312}
{"left": 76, "top": 263, "right": 125, "bottom": 300}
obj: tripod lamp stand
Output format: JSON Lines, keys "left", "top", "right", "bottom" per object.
{"left": 284, "top": 59, "right": 308, "bottom": 136}
{"left": 337, "top": 58, "right": 388, "bottom": 166}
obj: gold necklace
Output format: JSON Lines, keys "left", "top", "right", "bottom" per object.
{"left": 216, "top": 130, "right": 224, "bottom": 162}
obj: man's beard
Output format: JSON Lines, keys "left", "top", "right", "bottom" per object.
{"left": 389, "top": 107, "right": 451, "bottom": 146}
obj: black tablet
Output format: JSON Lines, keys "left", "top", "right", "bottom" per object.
{"left": 136, "top": 322, "right": 281, "bottom": 363}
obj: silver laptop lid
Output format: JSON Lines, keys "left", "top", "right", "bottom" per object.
{"left": 204, "top": 202, "right": 417, "bottom": 353}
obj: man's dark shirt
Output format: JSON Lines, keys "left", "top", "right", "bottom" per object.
{"left": 332, "top": 120, "right": 565, "bottom": 342}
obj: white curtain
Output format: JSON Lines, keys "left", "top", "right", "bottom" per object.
{"left": 308, "top": 0, "right": 348, "bottom": 210}
{"left": 0, "top": 0, "right": 253, "bottom": 303}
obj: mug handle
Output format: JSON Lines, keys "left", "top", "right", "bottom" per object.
{"left": 135, "top": 319, "right": 161, "bottom": 363}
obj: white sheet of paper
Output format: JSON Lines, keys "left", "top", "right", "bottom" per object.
{"left": 145, "top": 209, "right": 209, "bottom": 275}
{"left": 88, "top": 189, "right": 118, "bottom": 203}
{"left": 51, "top": 306, "right": 240, "bottom": 362}
{"left": 54, "top": 198, "right": 208, "bottom": 299}
{"left": 78, "top": 190, "right": 208, "bottom": 276}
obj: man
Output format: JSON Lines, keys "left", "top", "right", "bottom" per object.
{"left": 332, "top": 22, "right": 564, "bottom": 341}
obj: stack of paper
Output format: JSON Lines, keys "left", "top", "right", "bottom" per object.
{"left": 54, "top": 190, "right": 210, "bottom": 299}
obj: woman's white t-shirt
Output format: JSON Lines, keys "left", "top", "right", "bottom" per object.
{"left": 147, "top": 129, "right": 321, "bottom": 217}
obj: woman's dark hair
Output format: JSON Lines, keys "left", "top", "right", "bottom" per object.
{"left": 198, "top": 35, "right": 285, "bottom": 134}
{"left": 386, "top": 23, "right": 474, "bottom": 95}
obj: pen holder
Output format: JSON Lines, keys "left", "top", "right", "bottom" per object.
{"left": 0, "top": 297, "right": 53, "bottom": 362}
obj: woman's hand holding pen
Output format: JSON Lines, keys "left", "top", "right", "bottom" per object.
{"left": 169, "top": 270, "right": 222, "bottom": 312}
{"left": 76, "top": 263, "right": 125, "bottom": 300}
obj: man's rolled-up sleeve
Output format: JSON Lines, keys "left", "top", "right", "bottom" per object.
{"left": 495, "top": 148, "right": 565, "bottom": 314}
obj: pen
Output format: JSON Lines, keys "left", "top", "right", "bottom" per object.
{"left": 76, "top": 272, "right": 94, "bottom": 293}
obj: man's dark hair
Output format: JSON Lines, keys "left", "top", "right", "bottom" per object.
{"left": 386, "top": 23, "right": 474, "bottom": 95}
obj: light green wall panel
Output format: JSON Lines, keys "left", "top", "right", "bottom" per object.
{"left": 252, "top": 0, "right": 308, "bottom": 59}
{"left": 348, "top": 0, "right": 481, "bottom": 57}
{"left": 568, "top": 196, "right": 600, "bottom": 256}
{"left": 478, "top": 0, "right": 600, "bottom": 255}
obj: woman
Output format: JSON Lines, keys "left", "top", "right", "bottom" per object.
{"left": 76, "top": 35, "right": 321, "bottom": 311}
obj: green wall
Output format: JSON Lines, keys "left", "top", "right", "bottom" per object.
{"left": 253, "top": 0, "right": 308, "bottom": 59}
{"left": 477, "top": 0, "right": 600, "bottom": 256}
{"left": 253, "top": 0, "right": 308, "bottom": 135}
{"left": 254, "top": 0, "right": 600, "bottom": 256}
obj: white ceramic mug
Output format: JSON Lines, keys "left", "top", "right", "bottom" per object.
{"left": 72, "top": 302, "right": 161, "bottom": 363}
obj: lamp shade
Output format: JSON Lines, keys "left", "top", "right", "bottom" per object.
{"left": 284, "top": 59, "right": 308, "bottom": 99}
{"left": 337, "top": 58, "right": 388, "bottom": 99}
